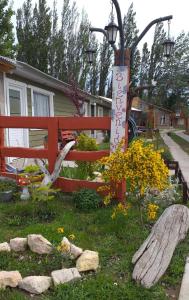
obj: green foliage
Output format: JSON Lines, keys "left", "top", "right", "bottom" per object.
{"left": 60, "top": 166, "right": 89, "bottom": 180}
{"left": 0, "top": 194, "right": 185, "bottom": 299}
{"left": 5, "top": 200, "right": 60, "bottom": 225}
{"left": 76, "top": 133, "right": 98, "bottom": 179}
{"left": 0, "top": 0, "right": 15, "bottom": 57}
{"left": 30, "top": 184, "right": 58, "bottom": 202}
{"left": 72, "top": 188, "right": 101, "bottom": 211}
{"left": 0, "top": 179, "right": 17, "bottom": 192}
{"left": 23, "top": 164, "right": 40, "bottom": 174}
{"left": 16, "top": 0, "right": 51, "bottom": 73}
{"left": 76, "top": 133, "right": 98, "bottom": 151}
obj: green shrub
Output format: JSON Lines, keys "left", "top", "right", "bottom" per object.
{"left": 72, "top": 188, "right": 101, "bottom": 210}
{"left": 76, "top": 133, "right": 98, "bottom": 180}
{"left": 0, "top": 179, "right": 17, "bottom": 192}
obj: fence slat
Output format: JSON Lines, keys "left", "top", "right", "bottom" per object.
{"left": 65, "top": 150, "right": 109, "bottom": 161}
{"left": 0, "top": 116, "right": 50, "bottom": 129}
{"left": 58, "top": 116, "right": 111, "bottom": 130}
{"left": 0, "top": 127, "right": 5, "bottom": 172}
{"left": 56, "top": 177, "right": 108, "bottom": 193}
{"left": 48, "top": 118, "right": 58, "bottom": 173}
{"left": 1, "top": 147, "right": 48, "bottom": 159}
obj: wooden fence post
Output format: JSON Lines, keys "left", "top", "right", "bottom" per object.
{"left": 48, "top": 117, "right": 58, "bottom": 174}
{"left": 183, "top": 182, "right": 188, "bottom": 204}
{"left": 0, "top": 127, "right": 5, "bottom": 173}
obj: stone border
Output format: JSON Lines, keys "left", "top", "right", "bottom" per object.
{"left": 0, "top": 234, "right": 99, "bottom": 295}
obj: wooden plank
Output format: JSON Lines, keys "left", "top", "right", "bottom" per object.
{"left": 48, "top": 118, "right": 58, "bottom": 173}
{"left": 0, "top": 172, "right": 17, "bottom": 180}
{"left": 65, "top": 150, "right": 109, "bottom": 161}
{"left": 58, "top": 116, "right": 111, "bottom": 130}
{"left": 132, "top": 205, "right": 189, "bottom": 288}
{"left": 0, "top": 116, "right": 51, "bottom": 129}
{"left": 56, "top": 177, "right": 108, "bottom": 193}
{"left": 0, "top": 127, "right": 5, "bottom": 172}
{"left": 1, "top": 147, "right": 48, "bottom": 158}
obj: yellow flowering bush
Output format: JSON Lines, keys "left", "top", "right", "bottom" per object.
{"left": 147, "top": 203, "right": 159, "bottom": 221}
{"left": 98, "top": 139, "right": 169, "bottom": 221}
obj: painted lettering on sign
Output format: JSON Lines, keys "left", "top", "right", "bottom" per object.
{"left": 110, "top": 66, "right": 128, "bottom": 152}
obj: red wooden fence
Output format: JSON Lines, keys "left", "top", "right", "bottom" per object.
{"left": 0, "top": 116, "right": 118, "bottom": 196}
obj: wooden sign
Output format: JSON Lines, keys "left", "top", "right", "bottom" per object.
{"left": 110, "top": 66, "right": 128, "bottom": 152}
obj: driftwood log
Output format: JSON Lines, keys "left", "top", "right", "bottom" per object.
{"left": 35, "top": 140, "right": 75, "bottom": 186}
{"left": 132, "top": 204, "right": 189, "bottom": 288}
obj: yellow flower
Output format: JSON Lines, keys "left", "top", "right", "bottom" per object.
{"left": 60, "top": 241, "right": 70, "bottom": 253}
{"left": 57, "top": 227, "right": 64, "bottom": 234}
{"left": 56, "top": 245, "right": 61, "bottom": 251}
{"left": 147, "top": 202, "right": 159, "bottom": 220}
{"left": 69, "top": 234, "right": 75, "bottom": 240}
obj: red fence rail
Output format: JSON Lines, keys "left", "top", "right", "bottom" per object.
{"left": 0, "top": 116, "right": 113, "bottom": 195}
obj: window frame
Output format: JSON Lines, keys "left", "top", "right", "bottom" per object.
{"left": 29, "top": 85, "right": 54, "bottom": 117}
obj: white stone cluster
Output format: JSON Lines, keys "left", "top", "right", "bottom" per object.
{"left": 0, "top": 234, "right": 99, "bottom": 295}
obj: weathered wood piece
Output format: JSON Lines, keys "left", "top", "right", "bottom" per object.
{"left": 35, "top": 140, "right": 75, "bottom": 186}
{"left": 132, "top": 204, "right": 189, "bottom": 288}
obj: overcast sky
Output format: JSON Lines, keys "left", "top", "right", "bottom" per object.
{"left": 12, "top": 0, "right": 189, "bottom": 47}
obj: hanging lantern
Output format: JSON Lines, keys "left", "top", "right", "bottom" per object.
{"left": 105, "top": 21, "right": 119, "bottom": 45}
{"left": 162, "top": 39, "right": 175, "bottom": 58}
{"left": 162, "top": 20, "right": 175, "bottom": 58}
{"left": 85, "top": 49, "right": 96, "bottom": 64}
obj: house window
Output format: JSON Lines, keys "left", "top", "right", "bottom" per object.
{"left": 160, "top": 114, "right": 166, "bottom": 125}
{"left": 84, "top": 102, "right": 88, "bottom": 116}
{"left": 33, "top": 92, "right": 50, "bottom": 116}
{"left": 30, "top": 86, "right": 54, "bottom": 117}
{"left": 98, "top": 106, "right": 103, "bottom": 117}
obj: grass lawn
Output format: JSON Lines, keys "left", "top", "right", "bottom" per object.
{"left": 168, "top": 132, "right": 189, "bottom": 155}
{"left": 0, "top": 193, "right": 187, "bottom": 300}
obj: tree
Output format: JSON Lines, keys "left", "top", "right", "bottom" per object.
{"left": 54, "top": 0, "right": 78, "bottom": 81}
{"left": 123, "top": 3, "right": 140, "bottom": 86}
{"left": 48, "top": 0, "right": 58, "bottom": 77}
{"left": 147, "top": 22, "right": 166, "bottom": 104}
{"left": 16, "top": 0, "right": 35, "bottom": 64}
{"left": 0, "top": 0, "right": 14, "bottom": 57}
{"left": 32, "top": 0, "right": 51, "bottom": 73}
{"left": 16, "top": 0, "right": 51, "bottom": 73}
{"left": 98, "top": 37, "right": 113, "bottom": 96}
{"left": 139, "top": 43, "right": 150, "bottom": 86}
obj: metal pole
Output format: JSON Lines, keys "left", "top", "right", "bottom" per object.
{"left": 90, "top": 27, "right": 117, "bottom": 51}
{"left": 130, "top": 15, "right": 173, "bottom": 66}
{"left": 112, "top": 0, "right": 124, "bottom": 66}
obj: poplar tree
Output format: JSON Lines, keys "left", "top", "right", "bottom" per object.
{"left": 48, "top": 0, "right": 58, "bottom": 77}
{"left": 123, "top": 3, "right": 140, "bottom": 86}
{"left": 0, "top": 0, "right": 14, "bottom": 57}
{"left": 98, "top": 37, "right": 113, "bottom": 96}
{"left": 16, "top": 0, "right": 51, "bottom": 73}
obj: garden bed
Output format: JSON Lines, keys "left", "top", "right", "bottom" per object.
{"left": 0, "top": 194, "right": 187, "bottom": 300}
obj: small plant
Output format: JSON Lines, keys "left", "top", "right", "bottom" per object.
{"left": 76, "top": 133, "right": 98, "bottom": 180}
{"left": 72, "top": 188, "right": 101, "bottom": 210}
{"left": 31, "top": 184, "right": 58, "bottom": 202}
{"left": 0, "top": 179, "right": 17, "bottom": 192}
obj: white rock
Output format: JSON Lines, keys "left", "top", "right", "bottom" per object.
{"left": 10, "top": 238, "right": 27, "bottom": 252}
{"left": 28, "top": 234, "right": 52, "bottom": 254}
{"left": 61, "top": 237, "right": 71, "bottom": 253}
{"left": 76, "top": 250, "right": 99, "bottom": 272}
{"left": 61, "top": 237, "right": 83, "bottom": 259}
{"left": 70, "top": 244, "right": 83, "bottom": 259}
{"left": 18, "top": 276, "right": 52, "bottom": 294}
{"left": 0, "top": 242, "right": 11, "bottom": 252}
{"left": 51, "top": 268, "right": 81, "bottom": 286}
{"left": 0, "top": 271, "right": 22, "bottom": 289}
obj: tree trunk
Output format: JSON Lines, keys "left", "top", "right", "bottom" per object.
{"left": 132, "top": 204, "right": 189, "bottom": 288}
